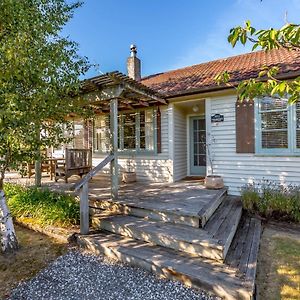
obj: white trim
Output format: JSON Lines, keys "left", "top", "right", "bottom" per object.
{"left": 168, "top": 103, "right": 175, "bottom": 182}
{"left": 205, "top": 98, "right": 212, "bottom": 176}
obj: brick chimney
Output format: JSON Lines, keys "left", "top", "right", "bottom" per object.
{"left": 127, "top": 44, "right": 141, "bottom": 81}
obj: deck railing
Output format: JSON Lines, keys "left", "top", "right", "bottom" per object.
{"left": 73, "top": 154, "right": 114, "bottom": 234}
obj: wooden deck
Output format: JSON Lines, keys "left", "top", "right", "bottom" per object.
{"left": 5, "top": 173, "right": 226, "bottom": 228}
{"left": 5, "top": 172, "right": 261, "bottom": 299}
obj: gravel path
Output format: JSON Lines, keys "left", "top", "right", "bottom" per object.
{"left": 9, "top": 250, "right": 219, "bottom": 300}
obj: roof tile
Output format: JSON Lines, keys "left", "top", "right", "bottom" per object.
{"left": 141, "top": 48, "right": 300, "bottom": 97}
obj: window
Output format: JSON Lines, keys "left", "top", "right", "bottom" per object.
{"left": 123, "top": 112, "right": 136, "bottom": 149}
{"left": 93, "top": 109, "right": 155, "bottom": 153}
{"left": 256, "top": 96, "right": 299, "bottom": 154}
{"left": 73, "top": 120, "right": 84, "bottom": 148}
{"left": 140, "top": 110, "right": 154, "bottom": 150}
{"left": 93, "top": 115, "right": 110, "bottom": 152}
{"left": 52, "top": 120, "right": 85, "bottom": 157}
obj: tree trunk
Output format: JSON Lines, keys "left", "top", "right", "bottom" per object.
{"left": 0, "top": 180, "right": 18, "bottom": 253}
{"left": 35, "top": 126, "right": 42, "bottom": 187}
{"left": 35, "top": 159, "right": 42, "bottom": 187}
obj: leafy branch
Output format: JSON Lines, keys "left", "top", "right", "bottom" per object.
{"left": 215, "top": 21, "right": 300, "bottom": 103}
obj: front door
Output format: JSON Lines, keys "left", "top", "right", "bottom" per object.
{"left": 189, "top": 116, "right": 206, "bottom": 175}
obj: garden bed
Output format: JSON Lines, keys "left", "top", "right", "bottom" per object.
{"left": 241, "top": 180, "right": 300, "bottom": 223}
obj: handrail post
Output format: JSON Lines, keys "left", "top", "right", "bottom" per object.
{"left": 110, "top": 98, "right": 118, "bottom": 200}
{"left": 79, "top": 182, "right": 89, "bottom": 235}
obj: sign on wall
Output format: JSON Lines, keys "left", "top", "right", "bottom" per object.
{"left": 211, "top": 113, "right": 224, "bottom": 123}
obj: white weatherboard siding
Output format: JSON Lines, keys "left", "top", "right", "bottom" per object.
{"left": 92, "top": 106, "right": 173, "bottom": 182}
{"left": 173, "top": 105, "right": 187, "bottom": 181}
{"left": 209, "top": 94, "right": 300, "bottom": 195}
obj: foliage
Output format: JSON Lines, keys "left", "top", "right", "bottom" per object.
{"left": 0, "top": 0, "right": 93, "bottom": 186}
{"left": 241, "top": 179, "right": 300, "bottom": 222}
{"left": 215, "top": 21, "right": 300, "bottom": 103}
{"left": 4, "top": 183, "right": 80, "bottom": 227}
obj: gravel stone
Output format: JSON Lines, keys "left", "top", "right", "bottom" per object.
{"left": 9, "top": 250, "right": 220, "bottom": 300}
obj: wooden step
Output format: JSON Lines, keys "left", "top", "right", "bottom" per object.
{"left": 77, "top": 216, "right": 261, "bottom": 300}
{"left": 90, "top": 187, "right": 227, "bottom": 228}
{"left": 205, "top": 196, "right": 243, "bottom": 259}
{"left": 92, "top": 195, "right": 241, "bottom": 261}
{"left": 93, "top": 215, "right": 225, "bottom": 260}
{"left": 225, "top": 216, "right": 261, "bottom": 295}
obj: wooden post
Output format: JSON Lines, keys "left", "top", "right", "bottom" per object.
{"left": 35, "top": 125, "right": 42, "bottom": 187}
{"left": 79, "top": 182, "right": 89, "bottom": 235}
{"left": 110, "top": 98, "right": 118, "bottom": 200}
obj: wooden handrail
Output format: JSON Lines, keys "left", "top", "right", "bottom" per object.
{"left": 73, "top": 154, "right": 114, "bottom": 192}
{"left": 74, "top": 153, "right": 115, "bottom": 235}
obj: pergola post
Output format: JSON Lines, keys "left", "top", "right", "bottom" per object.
{"left": 110, "top": 98, "right": 118, "bottom": 200}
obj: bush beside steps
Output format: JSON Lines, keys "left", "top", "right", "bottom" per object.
{"left": 241, "top": 179, "right": 300, "bottom": 223}
{"left": 4, "top": 183, "right": 80, "bottom": 228}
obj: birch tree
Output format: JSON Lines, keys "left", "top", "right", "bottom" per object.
{"left": 0, "top": 0, "right": 92, "bottom": 252}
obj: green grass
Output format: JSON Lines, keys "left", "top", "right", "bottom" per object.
{"left": 4, "top": 183, "right": 80, "bottom": 228}
{"left": 257, "top": 228, "right": 300, "bottom": 300}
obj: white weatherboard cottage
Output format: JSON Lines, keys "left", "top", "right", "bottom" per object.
{"left": 54, "top": 46, "right": 300, "bottom": 195}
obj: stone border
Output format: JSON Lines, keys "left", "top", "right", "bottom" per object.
{"left": 15, "top": 217, "right": 79, "bottom": 244}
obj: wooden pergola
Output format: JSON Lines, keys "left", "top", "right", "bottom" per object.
{"left": 75, "top": 71, "right": 166, "bottom": 234}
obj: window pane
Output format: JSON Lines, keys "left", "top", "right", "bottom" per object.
{"left": 73, "top": 121, "right": 84, "bottom": 148}
{"left": 140, "top": 110, "right": 154, "bottom": 150}
{"left": 123, "top": 112, "right": 136, "bottom": 149}
{"left": 259, "top": 97, "right": 289, "bottom": 149}
{"left": 260, "top": 96, "right": 288, "bottom": 111}
{"left": 94, "top": 115, "right": 110, "bottom": 152}
{"left": 262, "top": 131, "right": 288, "bottom": 148}
{"left": 261, "top": 111, "right": 288, "bottom": 130}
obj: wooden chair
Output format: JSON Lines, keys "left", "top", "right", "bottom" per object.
{"left": 27, "top": 161, "right": 52, "bottom": 178}
{"left": 55, "top": 148, "right": 92, "bottom": 183}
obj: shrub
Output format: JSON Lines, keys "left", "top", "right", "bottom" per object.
{"left": 241, "top": 179, "right": 300, "bottom": 222}
{"left": 4, "top": 183, "right": 80, "bottom": 228}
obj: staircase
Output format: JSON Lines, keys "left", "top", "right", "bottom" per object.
{"left": 76, "top": 182, "right": 261, "bottom": 300}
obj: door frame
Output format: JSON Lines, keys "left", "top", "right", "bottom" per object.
{"left": 187, "top": 113, "right": 206, "bottom": 176}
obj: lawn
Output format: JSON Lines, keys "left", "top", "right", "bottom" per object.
{"left": 0, "top": 224, "right": 67, "bottom": 299}
{"left": 257, "top": 223, "right": 300, "bottom": 300}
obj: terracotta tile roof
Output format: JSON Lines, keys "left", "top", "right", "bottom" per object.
{"left": 141, "top": 48, "right": 300, "bottom": 97}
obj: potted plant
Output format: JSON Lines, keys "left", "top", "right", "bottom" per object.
{"left": 204, "top": 137, "right": 224, "bottom": 189}
{"left": 122, "top": 156, "right": 136, "bottom": 183}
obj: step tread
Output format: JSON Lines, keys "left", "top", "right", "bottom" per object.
{"left": 226, "top": 216, "right": 261, "bottom": 289}
{"left": 205, "top": 196, "right": 243, "bottom": 244}
{"left": 77, "top": 225, "right": 257, "bottom": 300}
{"left": 94, "top": 214, "right": 222, "bottom": 249}
{"left": 90, "top": 187, "right": 228, "bottom": 219}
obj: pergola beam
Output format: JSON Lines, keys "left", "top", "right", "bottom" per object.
{"left": 123, "top": 83, "right": 166, "bottom": 105}
{"left": 83, "top": 85, "right": 124, "bottom": 103}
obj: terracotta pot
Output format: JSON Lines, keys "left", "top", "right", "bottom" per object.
{"left": 205, "top": 175, "right": 224, "bottom": 189}
{"left": 122, "top": 171, "right": 136, "bottom": 183}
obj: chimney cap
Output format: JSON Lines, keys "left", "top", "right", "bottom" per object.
{"left": 130, "top": 44, "right": 137, "bottom": 57}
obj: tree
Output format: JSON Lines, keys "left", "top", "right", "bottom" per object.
{"left": 215, "top": 21, "right": 300, "bottom": 103}
{"left": 0, "top": 0, "right": 92, "bottom": 252}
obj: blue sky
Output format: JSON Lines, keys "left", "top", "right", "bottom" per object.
{"left": 63, "top": 0, "right": 300, "bottom": 78}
